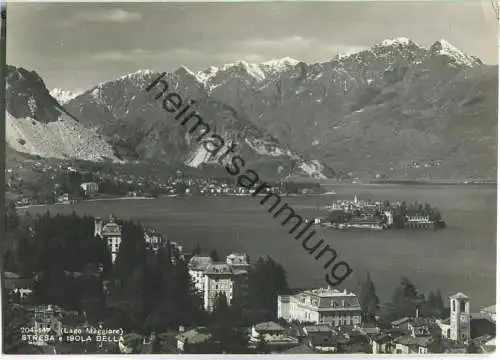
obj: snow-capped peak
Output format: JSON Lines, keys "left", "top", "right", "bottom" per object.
{"left": 374, "top": 37, "right": 421, "bottom": 48}
{"left": 50, "top": 88, "right": 82, "bottom": 105}
{"left": 117, "top": 69, "right": 155, "bottom": 82}
{"left": 194, "top": 57, "right": 301, "bottom": 86}
{"left": 175, "top": 65, "right": 196, "bottom": 77}
{"left": 223, "top": 60, "right": 267, "bottom": 81}
{"left": 195, "top": 66, "right": 219, "bottom": 85}
{"left": 261, "top": 57, "right": 300, "bottom": 70}
{"left": 429, "top": 39, "right": 480, "bottom": 67}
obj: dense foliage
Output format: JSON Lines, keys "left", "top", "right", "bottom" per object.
{"left": 3, "top": 204, "right": 292, "bottom": 353}
{"left": 358, "top": 273, "right": 380, "bottom": 323}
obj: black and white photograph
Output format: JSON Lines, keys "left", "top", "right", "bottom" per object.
{"left": 1, "top": 0, "right": 498, "bottom": 355}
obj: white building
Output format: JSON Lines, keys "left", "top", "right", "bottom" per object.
{"left": 143, "top": 228, "right": 167, "bottom": 253}
{"left": 203, "top": 263, "right": 235, "bottom": 312}
{"left": 95, "top": 214, "right": 122, "bottom": 263}
{"left": 80, "top": 182, "right": 99, "bottom": 195}
{"left": 226, "top": 253, "right": 249, "bottom": 268}
{"left": 188, "top": 253, "right": 249, "bottom": 312}
{"left": 188, "top": 256, "right": 214, "bottom": 293}
{"left": 384, "top": 211, "right": 394, "bottom": 226}
{"left": 277, "top": 287, "right": 362, "bottom": 326}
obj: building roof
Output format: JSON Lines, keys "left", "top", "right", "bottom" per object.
{"left": 480, "top": 305, "right": 496, "bottom": 315}
{"left": 439, "top": 317, "right": 450, "bottom": 325}
{"left": 254, "top": 321, "right": 284, "bottom": 332}
{"left": 176, "top": 327, "right": 212, "bottom": 344}
{"left": 297, "top": 288, "right": 361, "bottom": 309}
{"left": 4, "top": 271, "right": 20, "bottom": 279}
{"left": 450, "top": 292, "right": 469, "bottom": 300}
{"left": 188, "top": 256, "right": 213, "bottom": 271}
{"left": 410, "top": 317, "right": 434, "bottom": 328}
{"left": 204, "top": 263, "right": 233, "bottom": 275}
{"left": 102, "top": 222, "right": 121, "bottom": 236}
{"left": 372, "top": 333, "right": 392, "bottom": 344}
{"left": 309, "top": 334, "right": 336, "bottom": 347}
{"left": 396, "top": 336, "right": 432, "bottom": 347}
{"left": 391, "top": 317, "right": 411, "bottom": 326}
{"left": 303, "top": 325, "right": 332, "bottom": 335}
{"left": 226, "top": 253, "right": 249, "bottom": 266}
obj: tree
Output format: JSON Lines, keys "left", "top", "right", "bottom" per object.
{"left": 192, "top": 244, "right": 202, "bottom": 256}
{"left": 210, "top": 249, "right": 220, "bottom": 262}
{"left": 389, "top": 277, "right": 425, "bottom": 320}
{"left": 3, "top": 249, "right": 17, "bottom": 272}
{"left": 435, "top": 289, "right": 445, "bottom": 316}
{"left": 359, "top": 273, "right": 379, "bottom": 323}
{"left": 5, "top": 201, "right": 19, "bottom": 232}
{"left": 247, "top": 256, "right": 289, "bottom": 318}
{"left": 2, "top": 292, "right": 31, "bottom": 353}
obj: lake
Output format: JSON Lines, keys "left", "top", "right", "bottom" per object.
{"left": 22, "top": 184, "right": 497, "bottom": 312}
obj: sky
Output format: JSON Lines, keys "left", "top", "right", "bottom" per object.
{"left": 6, "top": 1, "right": 499, "bottom": 92}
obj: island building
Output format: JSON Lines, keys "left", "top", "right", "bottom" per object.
{"left": 95, "top": 214, "right": 122, "bottom": 264}
{"left": 405, "top": 215, "right": 434, "bottom": 229}
{"left": 277, "top": 287, "right": 362, "bottom": 326}
{"left": 188, "top": 253, "right": 250, "bottom": 312}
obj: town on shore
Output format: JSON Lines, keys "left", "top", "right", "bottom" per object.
{"left": 3, "top": 205, "right": 495, "bottom": 355}
{"left": 7, "top": 161, "right": 324, "bottom": 208}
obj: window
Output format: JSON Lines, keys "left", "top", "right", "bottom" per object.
{"left": 446, "top": 329, "right": 451, "bottom": 338}
{"left": 452, "top": 300, "right": 456, "bottom": 312}
{"left": 460, "top": 301, "right": 466, "bottom": 312}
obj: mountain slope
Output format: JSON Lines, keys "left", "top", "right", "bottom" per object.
{"left": 187, "top": 38, "right": 495, "bottom": 180}
{"left": 52, "top": 37, "right": 497, "bottom": 181}
{"left": 5, "top": 66, "right": 120, "bottom": 162}
{"left": 64, "top": 70, "right": 332, "bottom": 179}
{"left": 50, "top": 88, "right": 82, "bottom": 105}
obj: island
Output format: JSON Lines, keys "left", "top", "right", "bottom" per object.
{"left": 314, "top": 194, "right": 446, "bottom": 230}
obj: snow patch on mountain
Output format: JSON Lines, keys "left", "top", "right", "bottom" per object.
{"left": 117, "top": 69, "right": 155, "bottom": 82}
{"left": 6, "top": 111, "right": 121, "bottom": 162}
{"left": 429, "top": 39, "right": 480, "bottom": 67}
{"left": 185, "top": 144, "right": 212, "bottom": 168}
{"left": 195, "top": 57, "right": 301, "bottom": 86}
{"left": 50, "top": 88, "right": 82, "bottom": 105}
{"left": 261, "top": 57, "right": 300, "bottom": 72}
{"left": 377, "top": 37, "right": 419, "bottom": 48}
{"left": 296, "top": 160, "right": 327, "bottom": 180}
{"left": 244, "top": 138, "right": 294, "bottom": 158}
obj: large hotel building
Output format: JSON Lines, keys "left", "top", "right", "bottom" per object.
{"left": 278, "top": 287, "right": 362, "bottom": 326}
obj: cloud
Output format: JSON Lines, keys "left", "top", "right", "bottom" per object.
{"left": 58, "top": 8, "right": 142, "bottom": 26}
{"left": 86, "top": 47, "right": 267, "bottom": 66}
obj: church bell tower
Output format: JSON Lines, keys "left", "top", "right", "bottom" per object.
{"left": 449, "top": 292, "right": 470, "bottom": 343}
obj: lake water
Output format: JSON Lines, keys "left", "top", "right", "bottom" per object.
{"left": 23, "top": 184, "right": 497, "bottom": 311}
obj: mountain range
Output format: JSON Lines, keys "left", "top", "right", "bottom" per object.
{"left": 6, "top": 37, "right": 498, "bottom": 181}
